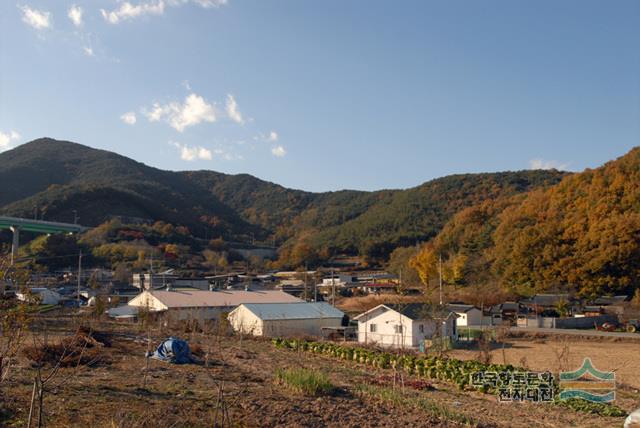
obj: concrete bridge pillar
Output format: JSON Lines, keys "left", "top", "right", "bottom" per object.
{"left": 10, "top": 226, "right": 19, "bottom": 265}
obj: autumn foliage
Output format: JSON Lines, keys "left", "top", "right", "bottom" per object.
{"left": 411, "top": 147, "right": 640, "bottom": 298}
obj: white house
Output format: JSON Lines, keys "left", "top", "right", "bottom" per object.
{"left": 126, "top": 289, "right": 302, "bottom": 320}
{"left": 353, "top": 303, "right": 457, "bottom": 349}
{"left": 228, "top": 302, "right": 344, "bottom": 337}
{"left": 447, "top": 304, "right": 483, "bottom": 327}
{"left": 16, "top": 288, "right": 62, "bottom": 305}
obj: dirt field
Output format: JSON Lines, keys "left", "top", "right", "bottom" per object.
{"left": 450, "top": 337, "right": 640, "bottom": 391}
{"left": 0, "top": 318, "right": 636, "bottom": 427}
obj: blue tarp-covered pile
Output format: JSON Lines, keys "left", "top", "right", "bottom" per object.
{"left": 147, "top": 337, "right": 194, "bottom": 364}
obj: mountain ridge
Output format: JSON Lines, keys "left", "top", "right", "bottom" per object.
{"left": 1, "top": 138, "right": 569, "bottom": 262}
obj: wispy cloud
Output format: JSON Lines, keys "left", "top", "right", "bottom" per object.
{"left": 178, "top": 0, "right": 228, "bottom": 8}
{"left": 19, "top": 5, "right": 51, "bottom": 30}
{"left": 213, "top": 147, "right": 242, "bottom": 161}
{"left": 83, "top": 46, "right": 94, "bottom": 56}
{"left": 268, "top": 131, "right": 278, "bottom": 142}
{"left": 101, "top": 0, "right": 228, "bottom": 24}
{"left": 225, "top": 94, "right": 244, "bottom": 124}
{"left": 271, "top": 145, "right": 286, "bottom": 157}
{"left": 170, "top": 141, "right": 212, "bottom": 161}
{"left": 101, "top": 1, "right": 166, "bottom": 24}
{"left": 120, "top": 111, "right": 137, "bottom": 125}
{"left": 0, "top": 131, "right": 21, "bottom": 152}
{"left": 68, "top": 5, "right": 83, "bottom": 27}
{"left": 144, "top": 93, "right": 216, "bottom": 132}
{"left": 529, "top": 158, "right": 569, "bottom": 170}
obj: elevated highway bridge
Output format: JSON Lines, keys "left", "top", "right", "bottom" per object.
{"left": 0, "top": 216, "right": 88, "bottom": 264}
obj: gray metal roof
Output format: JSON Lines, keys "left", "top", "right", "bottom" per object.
{"left": 592, "top": 295, "right": 628, "bottom": 305}
{"left": 447, "top": 304, "right": 480, "bottom": 313}
{"left": 108, "top": 305, "right": 139, "bottom": 318}
{"left": 384, "top": 303, "right": 454, "bottom": 320}
{"left": 238, "top": 302, "right": 344, "bottom": 321}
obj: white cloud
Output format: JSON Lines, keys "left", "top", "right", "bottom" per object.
{"left": 101, "top": 0, "right": 228, "bottom": 24}
{"left": 168, "top": 0, "right": 228, "bottom": 8}
{"left": 83, "top": 46, "right": 94, "bottom": 56}
{"left": 529, "top": 158, "right": 569, "bottom": 170}
{"left": 101, "top": 1, "right": 166, "bottom": 24}
{"left": 225, "top": 94, "right": 244, "bottom": 124}
{"left": 120, "top": 111, "right": 137, "bottom": 125}
{"left": 68, "top": 5, "right": 83, "bottom": 27}
{"left": 144, "top": 93, "right": 216, "bottom": 132}
{"left": 0, "top": 131, "right": 21, "bottom": 152}
{"left": 19, "top": 5, "right": 51, "bottom": 30}
{"left": 268, "top": 131, "right": 278, "bottom": 142}
{"left": 271, "top": 145, "right": 286, "bottom": 157}
{"left": 171, "top": 142, "right": 212, "bottom": 161}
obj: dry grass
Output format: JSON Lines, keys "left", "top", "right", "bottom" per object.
{"left": 22, "top": 326, "right": 111, "bottom": 367}
{"left": 0, "top": 318, "right": 634, "bottom": 427}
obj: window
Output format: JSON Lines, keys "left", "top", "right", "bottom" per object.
{"left": 419, "top": 324, "right": 424, "bottom": 333}
{"left": 394, "top": 325, "right": 403, "bottom": 334}
{"left": 369, "top": 324, "right": 377, "bottom": 333}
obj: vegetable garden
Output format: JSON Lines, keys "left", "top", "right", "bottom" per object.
{"left": 272, "top": 338, "right": 627, "bottom": 417}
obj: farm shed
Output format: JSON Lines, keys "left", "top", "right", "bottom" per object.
{"left": 127, "top": 289, "right": 302, "bottom": 321}
{"left": 228, "top": 302, "right": 345, "bottom": 337}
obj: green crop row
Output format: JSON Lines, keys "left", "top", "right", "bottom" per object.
{"left": 272, "top": 338, "right": 628, "bottom": 418}
{"left": 272, "top": 337, "right": 516, "bottom": 392}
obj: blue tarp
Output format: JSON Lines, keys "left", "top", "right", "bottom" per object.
{"left": 147, "top": 337, "right": 194, "bottom": 364}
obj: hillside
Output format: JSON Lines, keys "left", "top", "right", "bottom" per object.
{"left": 0, "top": 138, "right": 259, "bottom": 239}
{"left": 411, "top": 146, "right": 640, "bottom": 297}
{"left": 0, "top": 138, "right": 567, "bottom": 264}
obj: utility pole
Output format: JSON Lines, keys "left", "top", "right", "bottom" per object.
{"left": 304, "top": 263, "right": 308, "bottom": 302}
{"left": 77, "top": 250, "right": 83, "bottom": 308}
{"left": 438, "top": 253, "right": 443, "bottom": 306}
{"left": 314, "top": 271, "right": 318, "bottom": 302}
{"left": 331, "top": 267, "right": 335, "bottom": 306}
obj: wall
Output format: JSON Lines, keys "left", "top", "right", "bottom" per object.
{"left": 465, "top": 309, "right": 483, "bottom": 326}
{"left": 553, "top": 315, "right": 617, "bottom": 329}
{"left": 262, "top": 317, "right": 342, "bottom": 337}
{"left": 455, "top": 310, "right": 482, "bottom": 327}
{"left": 228, "top": 307, "right": 342, "bottom": 337}
{"left": 357, "top": 307, "right": 414, "bottom": 348}
{"left": 357, "top": 307, "right": 455, "bottom": 349}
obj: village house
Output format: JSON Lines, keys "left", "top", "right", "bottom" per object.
{"left": 520, "top": 293, "right": 576, "bottom": 316}
{"left": 121, "top": 289, "right": 302, "bottom": 320}
{"left": 16, "top": 288, "right": 62, "bottom": 305}
{"left": 228, "top": 302, "right": 345, "bottom": 337}
{"left": 488, "top": 301, "right": 525, "bottom": 325}
{"left": 353, "top": 303, "right": 457, "bottom": 349}
{"left": 132, "top": 273, "right": 210, "bottom": 290}
{"left": 447, "top": 304, "right": 483, "bottom": 327}
{"left": 355, "top": 282, "right": 397, "bottom": 295}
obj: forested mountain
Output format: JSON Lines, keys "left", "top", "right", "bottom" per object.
{"left": 1, "top": 138, "right": 567, "bottom": 265}
{"left": 0, "top": 138, "right": 259, "bottom": 239}
{"left": 411, "top": 147, "right": 640, "bottom": 297}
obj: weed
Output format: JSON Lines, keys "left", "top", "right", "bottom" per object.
{"left": 274, "top": 367, "right": 334, "bottom": 396}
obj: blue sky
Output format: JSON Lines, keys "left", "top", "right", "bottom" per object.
{"left": 1, "top": 1, "right": 638, "bottom": 192}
